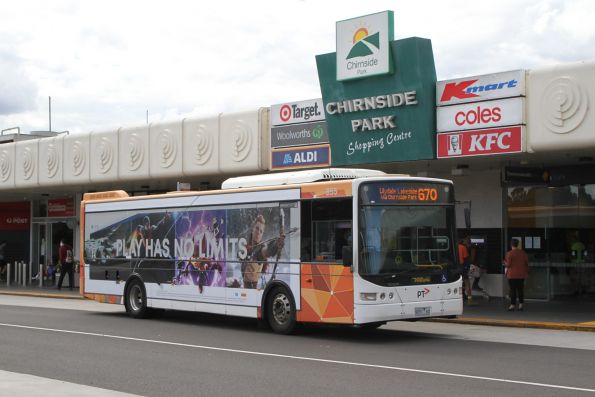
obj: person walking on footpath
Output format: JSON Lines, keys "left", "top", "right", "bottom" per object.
{"left": 57, "top": 238, "right": 75, "bottom": 291}
{"left": 458, "top": 237, "right": 472, "bottom": 302}
{"left": 504, "top": 238, "right": 529, "bottom": 311}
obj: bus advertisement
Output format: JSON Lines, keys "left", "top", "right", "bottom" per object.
{"left": 81, "top": 169, "right": 462, "bottom": 333}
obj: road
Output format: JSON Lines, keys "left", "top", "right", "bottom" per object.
{"left": 1, "top": 295, "right": 594, "bottom": 397}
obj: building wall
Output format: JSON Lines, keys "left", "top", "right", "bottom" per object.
{"left": 451, "top": 168, "right": 503, "bottom": 229}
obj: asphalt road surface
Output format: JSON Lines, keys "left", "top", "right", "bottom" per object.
{"left": 1, "top": 296, "right": 594, "bottom": 397}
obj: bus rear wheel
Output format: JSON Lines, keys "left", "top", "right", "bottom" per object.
{"left": 125, "top": 278, "right": 150, "bottom": 319}
{"left": 267, "top": 286, "right": 296, "bottom": 334}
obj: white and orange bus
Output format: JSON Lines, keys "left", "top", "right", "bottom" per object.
{"left": 80, "top": 168, "right": 462, "bottom": 333}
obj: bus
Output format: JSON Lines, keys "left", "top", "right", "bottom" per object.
{"left": 80, "top": 168, "right": 462, "bottom": 333}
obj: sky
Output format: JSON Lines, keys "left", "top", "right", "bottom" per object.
{"left": 1, "top": 0, "right": 594, "bottom": 135}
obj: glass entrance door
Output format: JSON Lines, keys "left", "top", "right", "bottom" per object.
{"left": 507, "top": 184, "right": 595, "bottom": 300}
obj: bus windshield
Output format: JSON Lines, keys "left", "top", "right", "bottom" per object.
{"left": 358, "top": 182, "right": 458, "bottom": 286}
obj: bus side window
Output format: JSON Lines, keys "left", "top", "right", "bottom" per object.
{"left": 300, "top": 201, "right": 312, "bottom": 262}
{"left": 306, "top": 198, "right": 352, "bottom": 264}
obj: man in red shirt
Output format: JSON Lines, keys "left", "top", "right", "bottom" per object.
{"left": 57, "top": 238, "right": 74, "bottom": 291}
{"left": 458, "top": 237, "right": 471, "bottom": 301}
{"left": 504, "top": 238, "right": 529, "bottom": 311}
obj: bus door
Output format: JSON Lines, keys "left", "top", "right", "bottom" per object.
{"left": 297, "top": 198, "right": 355, "bottom": 324}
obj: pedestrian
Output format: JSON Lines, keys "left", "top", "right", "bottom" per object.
{"left": 458, "top": 237, "right": 471, "bottom": 302}
{"left": 504, "top": 238, "right": 529, "bottom": 311}
{"left": 57, "top": 238, "right": 75, "bottom": 291}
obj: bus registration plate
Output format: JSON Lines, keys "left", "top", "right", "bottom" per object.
{"left": 415, "top": 306, "right": 431, "bottom": 316}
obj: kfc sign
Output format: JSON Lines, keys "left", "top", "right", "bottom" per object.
{"left": 437, "top": 127, "right": 523, "bottom": 158}
{"left": 437, "top": 97, "right": 524, "bottom": 132}
{"left": 437, "top": 70, "right": 525, "bottom": 106}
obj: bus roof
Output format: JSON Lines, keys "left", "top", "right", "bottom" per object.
{"left": 221, "top": 168, "right": 387, "bottom": 189}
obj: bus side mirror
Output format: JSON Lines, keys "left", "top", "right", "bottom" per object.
{"left": 342, "top": 245, "right": 353, "bottom": 267}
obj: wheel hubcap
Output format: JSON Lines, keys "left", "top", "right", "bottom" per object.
{"left": 272, "top": 293, "right": 290, "bottom": 325}
{"left": 129, "top": 284, "right": 143, "bottom": 312}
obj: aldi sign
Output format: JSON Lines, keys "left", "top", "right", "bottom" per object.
{"left": 270, "top": 98, "right": 329, "bottom": 170}
{"left": 336, "top": 11, "right": 394, "bottom": 81}
{"left": 437, "top": 70, "right": 525, "bottom": 106}
{"left": 437, "top": 126, "right": 523, "bottom": 158}
{"left": 271, "top": 144, "right": 330, "bottom": 170}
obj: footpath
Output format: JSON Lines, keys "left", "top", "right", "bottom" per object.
{"left": 1, "top": 285, "right": 594, "bottom": 332}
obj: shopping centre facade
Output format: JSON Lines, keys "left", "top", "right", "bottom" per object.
{"left": 1, "top": 11, "right": 594, "bottom": 303}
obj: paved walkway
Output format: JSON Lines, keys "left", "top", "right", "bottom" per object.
{"left": 0, "top": 369, "right": 141, "bottom": 397}
{"left": 1, "top": 284, "right": 594, "bottom": 332}
{"left": 431, "top": 296, "right": 595, "bottom": 332}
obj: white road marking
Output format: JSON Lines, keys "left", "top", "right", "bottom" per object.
{"left": 1, "top": 322, "right": 594, "bottom": 394}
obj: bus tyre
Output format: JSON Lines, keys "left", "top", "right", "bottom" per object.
{"left": 267, "top": 286, "right": 296, "bottom": 334}
{"left": 359, "top": 322, "right": 385, "bottom": 330}
{"left": 125, "top": 279, "right": 150, "bottom": 319}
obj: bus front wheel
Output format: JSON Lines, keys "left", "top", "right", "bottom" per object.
{"left": 124, "top": 278, "right": 150, "bottom": 319}
{"left": 266, "top": 286, "right": 296, "bottom": 334}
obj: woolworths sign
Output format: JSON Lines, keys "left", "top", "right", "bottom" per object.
{"left": 316, "top": 36, "right": 437, "bottom": 166}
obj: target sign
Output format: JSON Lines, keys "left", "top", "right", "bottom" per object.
{"left": 279, "top": 105, "right": 292, "bottom": 122}
{"left": 271, "top": 99, "right": 325, "bottom": 126}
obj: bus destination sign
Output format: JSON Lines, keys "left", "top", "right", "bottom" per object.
{"left": 360, "top": 182, "right": 452, "bottom": 205}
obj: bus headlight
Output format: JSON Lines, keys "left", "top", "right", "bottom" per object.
{"left": 379, "top": 293, "right": 386, "bottom": 300}
{"left": 447, "top": 288, "right": 452, "bottom": 295}
{"left": 360, "top": 292, "right": 377, "bottom": 301}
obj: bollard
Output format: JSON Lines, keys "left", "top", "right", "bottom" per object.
{"left": 22, "top": 262, "right": 26, "bottom": 287}
{"left": 15, "top": 261, "right": 20, "bottom": 284}
{"left": 6, "top": 261, "right": 10, "bottom": 286}
{"left": 29, "top": 262, "right": 32, "bottom": 285}
{"left": 39, "top": 264, "right": 43, "bottom": 288}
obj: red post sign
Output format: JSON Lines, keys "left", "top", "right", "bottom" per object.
{"left": 48, "top": 198, "right": 75, "bottom": 217}
{"left": 0, "top": 202, "right": 30, "bottom": 230}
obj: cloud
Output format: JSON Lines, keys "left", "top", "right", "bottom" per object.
{"left": 0, "top": 44, "right": 38, "bottom": 115}
{"left": 0, "top": 0, "right": 594, "bottom": 134}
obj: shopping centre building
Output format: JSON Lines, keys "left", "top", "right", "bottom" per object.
{"left": 1, "top": 11, "right": 594, "bottom": 303}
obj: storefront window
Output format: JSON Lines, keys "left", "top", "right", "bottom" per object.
{"left": 506, "top": 185, "right": 595, "bottom": 300}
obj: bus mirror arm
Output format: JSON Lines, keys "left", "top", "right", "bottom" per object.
{"left": 342, "top": 245, "right": 353, "bottom": 267}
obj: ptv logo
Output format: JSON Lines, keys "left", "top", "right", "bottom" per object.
{"left": 417, "top": 287, "right": 430, "bottom": 298}
{"left": 440, "top": 79, "right": 519, "bottom": 102}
